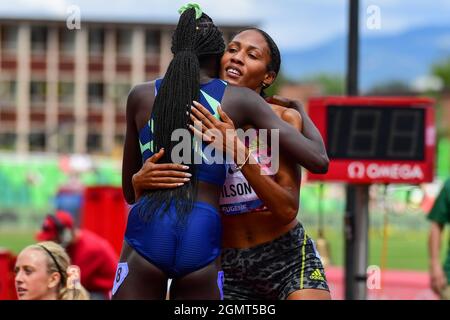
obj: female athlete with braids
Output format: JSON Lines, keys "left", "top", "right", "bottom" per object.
{"left": 132, "top": 27, "right": 331, "bottom": 300}
{"left": 114, "top": 4, "right": 328, "bottom": 300}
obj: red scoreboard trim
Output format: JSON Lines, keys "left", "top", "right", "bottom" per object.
{"left": 307, "top": 96, "right": 435, "bottom": 184}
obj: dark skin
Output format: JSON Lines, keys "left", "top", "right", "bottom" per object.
{"left": 123, "top": 73, "right": 329, "bottom": 206}
{"left": 130, "top": 30, "right": 331, "bottom": 300}
{"left": 123, "top": 78, "right": 329, "bottom": 204}
{"left": 118, "top": 69, "right": 328, "bottom": 299}
{"left": 119, "top": 29, "right": 328, "bottom": 302}
{"left": 190, "top": 30, "right": 330, "bottom": 300}
{"left": 123, "top": 82, "right": 330, "bottom": 210}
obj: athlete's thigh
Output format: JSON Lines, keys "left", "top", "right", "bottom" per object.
{"left": 112, "top": 241, "right": 168, "bottom": 300}
{"left": 170, "top": 258, "right": 222, "bottom": 300}
{"left": 287, "top": 288, "right": 331, "bottom": 300}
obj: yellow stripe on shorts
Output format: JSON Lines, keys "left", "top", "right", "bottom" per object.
{"left": 300, "top": 231, "right": 307, "bottom": 289}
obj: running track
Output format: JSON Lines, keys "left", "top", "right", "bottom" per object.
{"left": 325, "top": 266, "right": 439, "bottom": 300}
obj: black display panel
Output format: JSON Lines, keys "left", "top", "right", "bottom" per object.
{"left": 327, "top": 106, "right": 425, "bottom": 160}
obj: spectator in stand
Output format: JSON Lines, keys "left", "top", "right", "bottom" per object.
{"left": 36, "top": 210, "right": 118, "bottom": 299}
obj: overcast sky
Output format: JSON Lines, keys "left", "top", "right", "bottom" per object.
{"left": 1, "top": 0, "right": 449, "bottom": 51}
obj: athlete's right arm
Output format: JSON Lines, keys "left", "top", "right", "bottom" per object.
{"left": 124, "top": 82, "right": 192, "bottom": 201}
{"left": 132, "top": 149, "right": 192, "bottom": 200}
{"left": 122, "top": 82, "right": 163, "bottom": 204}
{"left": 221, "top": 86, "right": 329, "bottom": 174}
{"left": 122, "top": 86, "right": 145, "bottom": 204}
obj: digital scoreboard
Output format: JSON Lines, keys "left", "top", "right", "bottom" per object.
{"left": 307, "top": 97, "right": 435, "bottom": 184}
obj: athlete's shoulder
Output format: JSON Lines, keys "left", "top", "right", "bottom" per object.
{"left": 225, "top": 83, "right": 257, "bottom": 96}
{"left": 223, "top": 84, "right": 262, "bottom": 109}
{"left": 128, "top": 81, "right": 155, "bottom": 102}
{"left": 126, "top": 81, "right": 155, "bottom": 112}
{"left": 281, "top": 108, "right": 303, "bottom": 131}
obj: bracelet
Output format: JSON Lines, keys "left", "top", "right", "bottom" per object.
{"left": 235, "top": 149, "right": 251, "bottom": 171}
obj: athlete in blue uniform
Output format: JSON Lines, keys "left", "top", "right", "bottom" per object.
{"left": 132, "top": 28, "right": 331, "bottom": 300}
{"left": 113, "top": 7, "right": 227, "bottom": 300}
{"left": 123, "top": 78, "right": 228, "bottom": 281}
{"left": 115, "top": 6, "right": 328, "bottom": 300}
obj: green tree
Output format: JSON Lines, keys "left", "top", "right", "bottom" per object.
{"left": 431, "top": 57, "right": 450, "bottom": 89}
{"left": 264, "top": 72, "right": 289, "bottom": 97}
{"left": 430, "top": 57, "right": 450, "bottom": 176}
{"left": 303, "top": 74, "right": 345, "bottom": 95}
{"left": 367, "top": 80, "right": 413, "bottom": 95}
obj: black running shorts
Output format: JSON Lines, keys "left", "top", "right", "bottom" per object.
{"left": 221, "top": 223, "right": 329, "bottom": 300}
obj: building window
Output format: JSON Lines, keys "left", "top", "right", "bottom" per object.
{"left": 58, "top": 82, "right": 74, "bottom": 107}
{"left": 0, "top": 132, "right": 16, "bottom": 151}
{"left": 117, "top": 29, "right": 132, "bottom": 58}
{"left": 145, "top": 30, "right": 160, "bottom": 55}
{"left": 1, "top": 25, "right": 18, "bottom": 53}
{"left": 88, "top": 27, "right": 104, "bottom": 56}
{"left": 87, "top": 132, "right": 101, "bottom": 153}
{"left": 114, "top": 134, "right": 125, "bottom": 146}
{"left": 59, "top": 28, "right": 75, "bottom": 56}
{"left": 115, "top": 134, "right": 125, "bottom": 147}
{"left": 113, "top": 83, "right": 131, "bottom": 109}
{"left": 31, "top": 26, "right": 47, "bottom": 54}
{"left": 0, "top": 81, "right": 17, "bottom": 107}
{"left": 57, "top": 131, "right": 74, "bottom": 154}
{"left": 30, "top": 81, "right": 46, "bottom": 107}
{"left": 29, "top": 131, "right": 46, "bottom": 151}
{"left": 88, "top": 82, "right": 104, "bottom": 105}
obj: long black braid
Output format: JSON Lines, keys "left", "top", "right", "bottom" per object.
{"left": 140, "top": 8, "right": 225, "bottom": 224}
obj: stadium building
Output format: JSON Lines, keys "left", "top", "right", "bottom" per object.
{"left": 0, "top": 17, "right": 247, "bottom": 155}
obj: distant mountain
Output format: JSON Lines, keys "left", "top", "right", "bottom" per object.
{"left": 281, "top": 25, "right": 450, "bottom": 92}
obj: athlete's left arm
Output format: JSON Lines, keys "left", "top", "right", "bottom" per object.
{"left": 190, "top": 102, "right": 302, "bottom": 224}
{"left": 239, "top": 108, "right": 302, "bottom": 224}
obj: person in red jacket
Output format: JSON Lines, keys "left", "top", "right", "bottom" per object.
{"left": 36, "top": 210, "right": 118, "bottom": 299}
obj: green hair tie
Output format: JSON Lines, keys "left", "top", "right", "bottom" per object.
{"left": 178, "top": 3, "right": 203, "bottom": 20}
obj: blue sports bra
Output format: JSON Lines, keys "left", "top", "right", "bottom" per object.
{"left": 138, "top": 78, "right": 228, "bottom": 186}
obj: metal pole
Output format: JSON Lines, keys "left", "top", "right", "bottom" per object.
{"left": 353, "top": 185, "right": 369, "bottom": 299}
{"left": 344, "top": 185, "right": 356, "bottom": 299}
{"left": 345, "top": 0, "right": 369, "bottom": 300}
{"left": 347, "top": 0, "right": 359, "bottom": 96}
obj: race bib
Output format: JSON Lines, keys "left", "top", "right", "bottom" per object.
{"left": 219, "top": 129, "right": 274, "bottom": 215}
{"left": 112, "top": 262, "right": 129, "bottom": 296}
